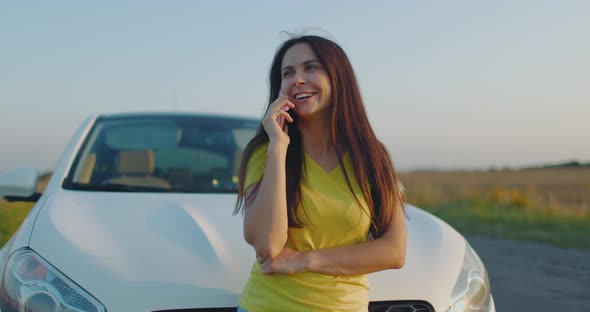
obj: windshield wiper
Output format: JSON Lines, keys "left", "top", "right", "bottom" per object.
{"left": 65, "top": 182, "right": 173, "bottom": 193}
{"left": 63, "top": 180, "right": 238, "bottom": 193}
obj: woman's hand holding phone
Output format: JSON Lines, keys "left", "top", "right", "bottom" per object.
{"left": 263, "top": 90, "right": 294, "bottom": 149}
{"left": 276, "top": 106, "right": 290, "bottom": 130}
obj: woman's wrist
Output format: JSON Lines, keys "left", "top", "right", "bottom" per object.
{"left": 267, "top": 142, "right": 288, "bottom": 157}
{"left": 301, "top": 250, "right": 314, "bottom": 273}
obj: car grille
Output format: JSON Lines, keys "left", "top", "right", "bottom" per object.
{"left": 153, "top": 301, "right": 435, "bottom": 312}
{"left": 369, "top": 300, "right": 434, "bottom": 312}
{"left": 153, "top": 309, "right": 236, "bottom": 312}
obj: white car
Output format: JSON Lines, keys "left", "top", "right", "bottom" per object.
{"left": 0, "top": 113, "right": 495, "bottom": 312}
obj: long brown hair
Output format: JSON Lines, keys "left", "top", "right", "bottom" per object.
{"left": 234, "top": 35, "right": 405, "bottom": 238}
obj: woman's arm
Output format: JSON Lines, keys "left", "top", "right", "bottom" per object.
{"left": 243, "top": 144, "right": 289, "bottom": 261}
{"left": 243, "top": 94, "right": 295, "bottom": 261}
{"left": 261, "top": 204, "right": 407, "bottom": 276}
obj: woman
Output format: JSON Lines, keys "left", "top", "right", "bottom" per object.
{"left": 234, "top": 35, "right": 407, "bottom": 312}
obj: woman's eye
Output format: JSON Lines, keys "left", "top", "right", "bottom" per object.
{"left": 282, "top": 71, "right": 294, "bottom": 78}
{"left": 305, "top": 64, "right": 318, "bottom": 71}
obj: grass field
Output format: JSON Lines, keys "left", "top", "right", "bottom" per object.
{"left": 0, "top": 200, "right": 34, "bottom": 247}
{"left": 400, "top": 168, "right": 590, "bottom": 249}
{"left": 0, "top": 173, "right": 49, "bottom": 247}
{"left": 400, "top": 168, "right": 590, "bottom": 212}
{"left": 1, "top": 168, "right": 589, "bottom": 249}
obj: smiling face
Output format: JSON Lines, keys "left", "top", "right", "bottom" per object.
{"left": 280, "top": 43, "right": 332, "bottom": 119}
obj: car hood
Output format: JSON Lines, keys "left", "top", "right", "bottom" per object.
{"left": 30, "top": 189, "right": 464, "bottom": 312}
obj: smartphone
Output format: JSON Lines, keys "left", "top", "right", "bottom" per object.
{"left": 276, "top": 106, "right": 289, "bottom": 130}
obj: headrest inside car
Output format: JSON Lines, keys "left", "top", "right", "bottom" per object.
{"left": 119, "top": 150, "right": 154, "bottom": 175}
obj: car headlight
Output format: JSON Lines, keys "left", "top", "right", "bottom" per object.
{"left": 448, "top": 241, "right": 492, "bottom": 312}
{"left": 0, "top": 248, "right": 105, "bottom": 312}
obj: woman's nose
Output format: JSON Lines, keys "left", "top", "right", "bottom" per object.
{"left": 294, "top": 72, "right": 306, "bottom": 85}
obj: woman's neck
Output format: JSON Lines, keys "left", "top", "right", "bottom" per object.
{"left": 298, "top": 112, "right": 335, "bottom": 158}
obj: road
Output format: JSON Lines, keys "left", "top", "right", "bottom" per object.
{"left": 466, "top": 236, "right": 590, "bottom": 312}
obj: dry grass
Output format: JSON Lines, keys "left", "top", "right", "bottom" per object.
{"left": 0, "top": 173, "right": 50, "bottom": 247}
{"left": 400, "top": 168, "right": 590, "bottom": 216}
{"left": 0, "top": 199, "right": 34, "bottom": 247}
{"left": 399, "top": 168, "right": 590, "bottom": 249}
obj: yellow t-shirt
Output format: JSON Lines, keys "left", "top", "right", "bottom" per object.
{"left": 239, "top": 144, "right": 372, "bottom": 312}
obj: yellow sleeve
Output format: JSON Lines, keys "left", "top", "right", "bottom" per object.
{"left": 244, "top": 143, "right": 268, "bottom": 190}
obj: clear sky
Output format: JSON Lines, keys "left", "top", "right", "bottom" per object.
{"left": 1, "top": 1, "right": 588, "bottom": 172}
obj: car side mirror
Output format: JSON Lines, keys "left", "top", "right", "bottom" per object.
{"left": 0, "top": 168, "right": 41, "bottom": 202}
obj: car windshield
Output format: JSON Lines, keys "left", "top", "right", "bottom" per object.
{"left": 63, "top": 114, "right": 258, "bottom": 193}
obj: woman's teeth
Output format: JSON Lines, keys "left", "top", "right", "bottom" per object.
{"left": 295, "top": 93, "right": 314, "bottom": 100}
